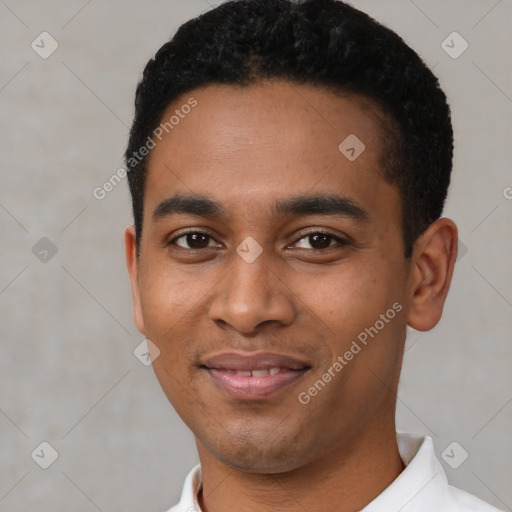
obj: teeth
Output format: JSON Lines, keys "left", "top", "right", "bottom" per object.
{"left": 251, "top": 369, "right": 269, "bottom": 377}
{"left": 223, "top": 367, "right": 283, "bottom": 376}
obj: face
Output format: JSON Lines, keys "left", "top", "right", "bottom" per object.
{"left": 126, "top": 82, "right": 416, "bottom": 473}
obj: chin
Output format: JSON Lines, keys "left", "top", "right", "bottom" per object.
{"left": 200, "top": 428, "right": 312, "bottom": 474}
{"left": 218, "top": 451, "right": 306, "bottom": 475}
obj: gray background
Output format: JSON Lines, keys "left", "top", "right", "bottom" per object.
{"left": 0, "top": 0, "right": 511, "bottom": 510}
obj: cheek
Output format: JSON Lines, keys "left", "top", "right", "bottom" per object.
{"left": 298, "top": 272, "right": 406, "bottom": 428}
{"left": 299, "top": 264, "right": 387, "bottom": 329}
{"left": 138, "top": 270, "right": 200, "bottom": 383}
{"left": 139, "top": 262, "right": 201, "bottom": 330}
{"left": 296, "top": 256, "right": 407, "bottom": 366}
{"left": 142, "top": 276, "right": 201, "bottom": 416}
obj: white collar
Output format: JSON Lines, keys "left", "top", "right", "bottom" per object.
{"left": 167, "top": 432, "right": 502, "bottom": 512}
{"left": 363, "top": 432, "right": 447, "bottom": 511}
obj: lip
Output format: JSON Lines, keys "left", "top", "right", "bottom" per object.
{"left": 201, "top": 351, "right": 311, "bottom": 400}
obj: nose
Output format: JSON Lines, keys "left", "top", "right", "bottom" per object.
{"left": 208, "top": 248, "right": 296, "bottom": 335}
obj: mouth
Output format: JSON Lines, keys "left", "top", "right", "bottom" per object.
{"left": 200, "top": 352, "right": 312, "bottom": 400}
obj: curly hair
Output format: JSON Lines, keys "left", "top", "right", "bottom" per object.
{"left": 125, "top": 0, "right": 453, "bottom": 258}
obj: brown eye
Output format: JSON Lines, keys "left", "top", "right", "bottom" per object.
{"left": 172, "top": 232, "right": 216, "bottom": 249}
{"left": 295, "top": 232, "right": 341, "bottom": 250}
{"left": 308, "top": 234, "right": 332, "bottom": 249}
{"left": 186, "top": 233, "right": 210, "bottom": 248}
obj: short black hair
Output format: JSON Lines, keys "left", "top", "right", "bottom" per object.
{"left": 125, "top": 0, "right": 453, "bottom": 258}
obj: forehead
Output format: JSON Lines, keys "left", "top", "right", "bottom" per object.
{"left": 144, "top": 81, "right": 396, "bottom": 222}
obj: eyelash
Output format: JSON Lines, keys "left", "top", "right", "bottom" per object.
{"left": 166, "top": 229, "right": 350, "bottom": 251}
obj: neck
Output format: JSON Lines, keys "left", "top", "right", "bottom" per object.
{"left": 196, "top": 421, "right": 404, "bottom": 512}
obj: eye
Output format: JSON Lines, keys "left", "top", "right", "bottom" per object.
{"left": 293, "top": 232, "right": 348, "bottom": 250}
{"left": 169, "top": 231, "right": 220, "bottom": 250}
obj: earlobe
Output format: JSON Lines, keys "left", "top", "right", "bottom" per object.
{"left": 124, "top": 225, "right": 146, "bottom": 335}
{"left": 407, "top": 218, "right": 458, "bottom": 332}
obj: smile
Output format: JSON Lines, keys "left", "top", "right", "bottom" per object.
{"left": 201, "top": 352, "right": 311, "bottom": 400}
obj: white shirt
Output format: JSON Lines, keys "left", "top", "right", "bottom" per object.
{"left": 166, "top": 432, "right": 503, "bottom": 512}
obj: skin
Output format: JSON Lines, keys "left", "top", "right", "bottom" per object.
{"left": 125, "top": 81, "right": 458, "bottom": 512}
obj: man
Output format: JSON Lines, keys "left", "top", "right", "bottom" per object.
{"left": 124, "top": 0, "right": 503, "bottom": 510}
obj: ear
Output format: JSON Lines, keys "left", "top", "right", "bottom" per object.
{"left": 407, "top": 218, "right": 458, "bottom": 332}
{"left": 125, "top": 225, "right": 145, "bottom": 335}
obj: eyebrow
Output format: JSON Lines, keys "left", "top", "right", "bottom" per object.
{"left": 275, "top": 194, "right": 368, "bottom": 221}
{"left": 152, "top": 194, "right": 225, "bottom": 221}
{"left": 152, "top": 193, "right": 368, "bottom": 222}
